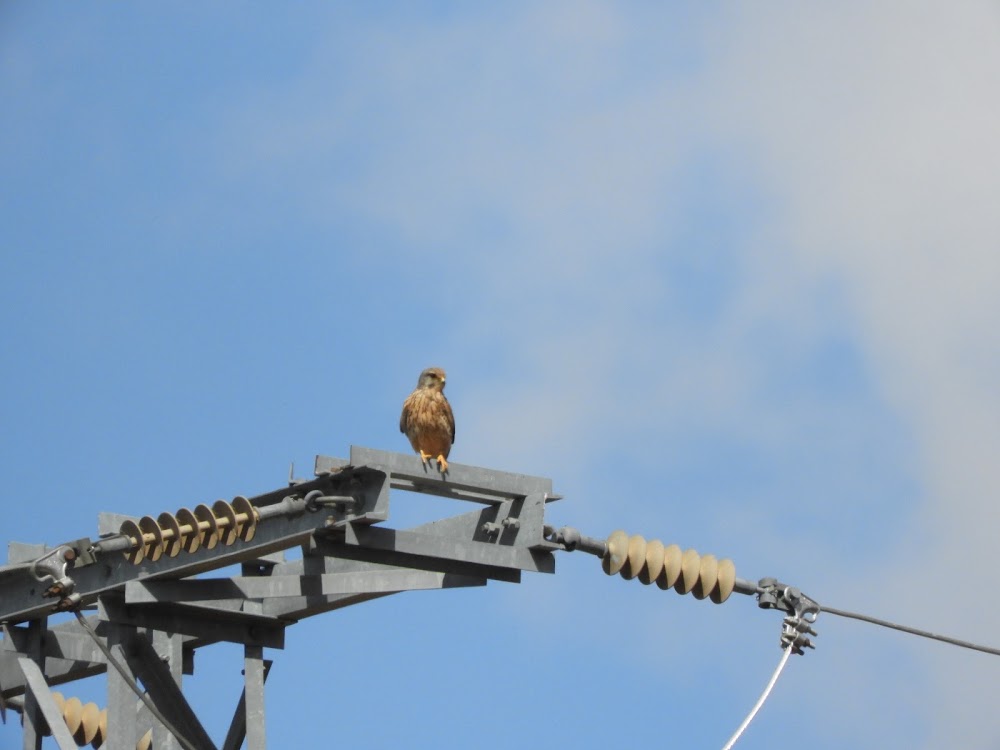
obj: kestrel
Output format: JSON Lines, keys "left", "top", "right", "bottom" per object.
{"left": 400, "top": 367, "right": 455, "bottom": 474}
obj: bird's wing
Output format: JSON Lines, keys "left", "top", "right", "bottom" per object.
{"left": 443, "top": 397, "right": 455, "bottom": 445}
{"left": 400, "top": 395, "right": 413, "bottom": 434}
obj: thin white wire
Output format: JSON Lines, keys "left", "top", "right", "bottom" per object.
{"left": 720, "top": 645, "right": 793, "bottom": 750}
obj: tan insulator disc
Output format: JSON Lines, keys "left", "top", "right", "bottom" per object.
{"left": 137, "top": 728, "right": 153, "bottom": 750}
{"left": 138, "top": 516, "right": 164, "bottom": 563}
{"left": 232, "top": 495, "right": 258, "bottom": 541}
{"left": 175, "top": 508, "right": 200, "bottom": 554}
{"left": 656, "top": 544, "right": 682, "bottom": 590}
{"left": 638, "top": 539, "right": 665, "bottom": 585}
{"left": 78, "top": 701, "right": 101, "bottom": 746}
{"left": 95, "top": 708, "right": 108, "bottom": 748}
{"left": 213, "top": 499, "right": 239, "bottom": 546}
{"left": 621, "top": 534, "right": 647, "bottom": 580}
{"left": 692, "top": 554, "right": 718, "bottom": 600}
{"left": 119, "top": 519, "right": 145, "bottom": 564}
{"left": 157, "top": 512, "right": 183, "bottom": 558}
{"left": 711, "top": 558, "right": 737, "bottom": 604}
{"left": 602, "top": 530, "right": 629, "bottom": 575}
{"left": 675, "top": 548, "right": 701, "bottom": 595}
{"left": 63, "top": 696, "right": 84, "bottom": 738}
{"left": 194, "top": 504, "right": 220, "bottom": 549}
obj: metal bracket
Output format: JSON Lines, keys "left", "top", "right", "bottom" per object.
{"left": 30, "top": 545, "right": 81, "bottom": 610}
{"left": 756, "top": 577, "right": 819, "bottom": 654}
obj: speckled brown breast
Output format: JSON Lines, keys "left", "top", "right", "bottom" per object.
{"left": 400, "top": 388, "right": 455, "bottom": 458}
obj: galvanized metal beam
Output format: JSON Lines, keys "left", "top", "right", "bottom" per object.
{"left": 126, "top": 569, "right": 487, "bottom": 604}
{"left": 15, "top": 652, "right": 77, "bottom": 750}
{"left": 221, "top": 659, "right": 272, "bottom": 750}
{"left": 0, "top": 447, "right": 561, "bottom": 750}
{"left": 104, "top": 621, "right": 139, "bottom": 750}
{"left": 0, "top": 652, "right": 105, "bottom": 699}
{"left": 243, "top": 645, "right": 266, "bottom": 750}
{"left": 1, "top": 616, "right": 108, "bottom": 700}
{"left": 316, "top": 445, "right": 556, "bottom": 503}
{"left": 2, "top": 619, "right": 107, "bottom": 665}
{"left": 8, "top": 619, "right": 76, "bottom": 750}
{"left": 102, "top": 597, "right": 285, "bottom": 650}
{"left": 321, "top": 523, "right": 555, "bottom": 576}
{"left": 153, "top": 628, "right": 185, "bottom": 750}
{"left": 0, "top": 577, "right": 480, "bottom": 700}
{"left": 121, "top": 633, "right": 216, "bottom": 750}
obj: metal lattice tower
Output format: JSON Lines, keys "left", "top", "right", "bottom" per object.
{"left": 1, "top": 445, "right": 814, "bottom": 750}
{"left": 0, "top": 447, "right": 564, "bottom": 749}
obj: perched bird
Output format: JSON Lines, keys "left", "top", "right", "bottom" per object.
{"left": 400, "top": 367, "right": 455, "bottom": 473}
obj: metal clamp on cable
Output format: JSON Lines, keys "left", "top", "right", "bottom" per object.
{"left": 30, "top": 545, "right": 81, "bottom": 611}
{"left": 781, "top": 615, "right": 818, "bottom": 655}
{"left": 31, "top": 545, "right": 75, "bottom": 596}
{"left": 756, "top": 577, "right": 820, "bottom": 654}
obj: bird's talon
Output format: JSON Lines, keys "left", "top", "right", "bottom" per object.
{"left": 436, "top": 455, "right": 449, "bottom": 474}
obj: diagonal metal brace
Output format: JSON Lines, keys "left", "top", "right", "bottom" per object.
{"left": 221, "top": 658, "right": 272, "bottom": 750}
{"left": 120, "top": 632, "right": 217, "bottom": 750}
{"left": 5, "top": 627, "right": 78, "bottom": 750}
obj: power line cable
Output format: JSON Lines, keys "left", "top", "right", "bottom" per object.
{"left": 719, "top": 601, "right": 1000, "bottom": 749}
{"left": 721, "top": 644, "right": 793, "bottom": 750}
{"left": 821, "top": 604, "right": 1000, "bottom": 657}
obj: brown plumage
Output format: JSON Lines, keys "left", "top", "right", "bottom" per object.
{"left": 400, "top": 367, "right": 455, "bottom": 473}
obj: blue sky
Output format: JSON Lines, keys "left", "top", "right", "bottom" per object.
{"left": 3, "top": 3, "right": 1000, "bottom": 748}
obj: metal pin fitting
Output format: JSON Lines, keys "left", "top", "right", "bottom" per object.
{"left": 54, "top": 592, "right": 83, "bottom": 611}
{"left": 305, "top": 490, "right": 358, "bottom": 512}
{"left": 543, "top": 525, "right": 608, "bottom": 556}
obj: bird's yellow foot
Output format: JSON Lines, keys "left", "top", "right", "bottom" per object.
{"left": 419, "top": 450, "right": 432, "bottom": 467}
{"left": 436, "top": 455, "right": 449, "bottom": 474}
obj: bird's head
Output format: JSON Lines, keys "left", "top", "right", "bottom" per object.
{"left": 417, "top": 367, "right": 447, "bottom": 391}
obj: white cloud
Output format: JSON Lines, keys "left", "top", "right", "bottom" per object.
{"left": 205, "top": 3, "right": 1000, "bottom": 745}
{"left": 695, "top": 3, "right": 1000, "bottom": 747}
